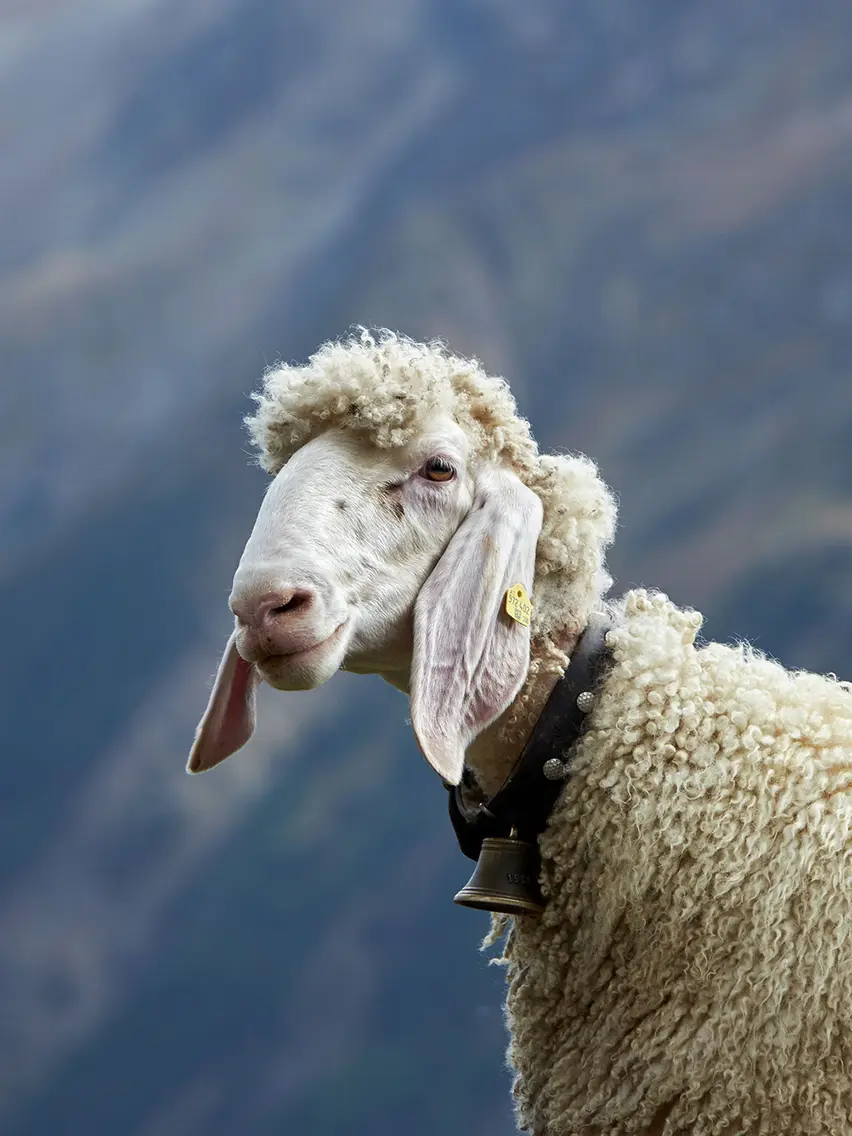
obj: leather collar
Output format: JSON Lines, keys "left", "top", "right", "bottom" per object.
{"left": 447, "top": 612, "right": 613, "bottom": 861}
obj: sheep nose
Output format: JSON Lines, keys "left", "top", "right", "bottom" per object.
{"left": 232, "top": 589, "right": 315, "bottom": 631}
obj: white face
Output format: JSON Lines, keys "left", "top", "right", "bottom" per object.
{"left": 190, "top": 416, "right": 542, "bottom": 780}
{"left": 228, "top": 419, "right": 474, "bottom": 692}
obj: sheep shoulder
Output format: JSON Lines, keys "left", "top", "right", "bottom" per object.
{"left": 505, "top": 589, "right": 852, "bottom": 1136}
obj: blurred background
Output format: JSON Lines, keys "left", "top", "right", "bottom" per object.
{"left": 2, "top": 1, "right": 852, "bottom": 1133}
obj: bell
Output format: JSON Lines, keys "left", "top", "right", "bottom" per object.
{"left": 453, "top": 835, "right": 545, "bottom": 916}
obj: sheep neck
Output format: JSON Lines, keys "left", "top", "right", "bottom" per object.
{"left": 464, "top": 626, "right": 583, "bottom": 800}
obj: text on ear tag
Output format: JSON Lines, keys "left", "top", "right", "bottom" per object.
{"left": 505, "top": 583, "right": 532, "bottom": 627}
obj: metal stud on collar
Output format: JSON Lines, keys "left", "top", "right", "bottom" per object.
{"left": 576, "top": 690, "right": 595, "bottom": 713}
{"left": 542, "top": 758, "right": 567, "bottom": 781}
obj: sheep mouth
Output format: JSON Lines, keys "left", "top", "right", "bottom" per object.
{"left": 254, "top": 621, "right": 349, "bottom": 682}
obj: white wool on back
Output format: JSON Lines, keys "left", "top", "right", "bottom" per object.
{"left": 502, "top": 589, "right": 852, "bottom": 1135}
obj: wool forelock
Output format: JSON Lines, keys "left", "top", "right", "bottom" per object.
{"left": 500, "top": 589, "right": 852, "bottom": 1135}
{"left": 246, "top": 329, "right": 617, "bottom": 634}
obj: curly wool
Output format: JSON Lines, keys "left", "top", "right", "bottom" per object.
{"left": 502, "top": 589, "right": 852, "bottom": 1135}
{"left": 246, "top": 329, "right": 617, "bottom": 641}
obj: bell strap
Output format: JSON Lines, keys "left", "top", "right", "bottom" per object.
{"left": 447, "top": 612, "right": 613, "bottom": 861}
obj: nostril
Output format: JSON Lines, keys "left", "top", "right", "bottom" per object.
{"left": 265, "top": 589, "right": 315, "bottom": 621}
{"left": 271, "top": 591, "right": 311, "bottom": 616}
{"left": 231, "top": 589, "right": 316, "bottom": 629}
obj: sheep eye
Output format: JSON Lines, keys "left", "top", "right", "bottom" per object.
{"left": 420, "top": 457, "right": 455, "bottom": 482}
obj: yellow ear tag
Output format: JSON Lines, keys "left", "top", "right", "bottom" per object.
{"left": 505, "top": 583, "right": 532, "bottom": 627}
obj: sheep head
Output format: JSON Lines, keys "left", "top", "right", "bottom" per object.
{"left": 188, "top": 331, "right": 617, "bottom": 784}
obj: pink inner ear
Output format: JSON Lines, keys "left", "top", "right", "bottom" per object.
{"left": 187, "top": 641, "right": 258, "bottom": 773}
{"left": 214, "top": 653, "right": 256, "bottom": 756}
{"left": 464, "top": 664, "right": 511, "bottom": 733}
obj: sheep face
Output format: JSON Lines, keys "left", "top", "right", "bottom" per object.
{"left": 189, "top": 416, "right": 543, "bottom": 783}
{"left": 231, "top": 420, "right": 475, "bottom": 691}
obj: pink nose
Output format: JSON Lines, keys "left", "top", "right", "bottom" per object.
{"left": 232, "top": 589, "right": 315, "bottom": 631}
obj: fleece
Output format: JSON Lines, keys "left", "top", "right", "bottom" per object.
{"left": 503, "top": 589, "right": 852, "bottom": 1135}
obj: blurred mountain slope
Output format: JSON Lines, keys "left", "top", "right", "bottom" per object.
{"left": 1, "top": 1, "right": 851, "bottom": 1134}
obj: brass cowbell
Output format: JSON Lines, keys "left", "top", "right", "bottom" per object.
{"left": 453, "top": 833, "right": 545, "bottom": 916}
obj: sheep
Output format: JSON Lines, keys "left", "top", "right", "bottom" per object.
{"left": 188, "top": 329, "right": 852, "bottom": 1136}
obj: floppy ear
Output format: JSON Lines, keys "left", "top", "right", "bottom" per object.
{"left": 410, "top": 465, "right": 543, "bottom": 785}
{"left": 187, "top": 630, "right": 259, "bottom": 773}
